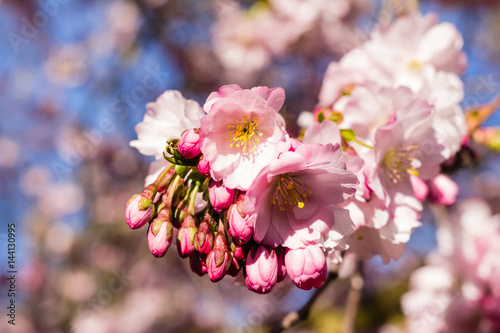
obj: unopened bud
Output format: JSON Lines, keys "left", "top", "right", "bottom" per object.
{"left": 227, "top": 255, "right": 242, "bottom": 277}
{"left": 189, "top": 253, "right": 208, "bottom": 276}
{"left": 178, "top": 128, "right": 201, "bottom": 159}
{"left": 228, "top": 194, "right": 254, "bottom": 244}
{"left": 194, "top": 214, "right": 214, "bottom": 254}
{"left": 244, "top": 245, "right": 278, "bottom": 294}
{"left": 125, "top": 194, "right": 155, "bottom": 229}
{"left": 176, "top": 214, "right": 198, "bottom": 258}
{"left": 197, "top": 155, "right": 211, "bottom": 178}
{"left": 428, "top": 174, "right": 459, "bottom": 206}
{"left": 209, "top": 180, "right": 235, "bottom": 213}
{"left": 207, "top": 227, "right": 231, "bottom": 282}
{"left": 147, "top": 218, "right": 174, "bottom": 258}
{"left": 285, "top": 245, "right": 327, "bottom": 290}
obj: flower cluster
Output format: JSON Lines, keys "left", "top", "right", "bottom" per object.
{"left": 126, "top": 13, "right": 467, "bottom": 293}
{"left": 299, "top": 12, "right": 466, "bottom": 263}
{"left": 212, "top": 0, "right": 367, "bottom": 84}
{"left": 400, "top": 199, "right": 500, "bottom": 332}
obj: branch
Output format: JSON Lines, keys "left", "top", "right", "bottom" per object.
{"left": 269, "top": 272, "right": 339, "bottom": 333}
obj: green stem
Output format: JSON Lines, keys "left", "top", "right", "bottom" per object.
{"left": 188, "top": 181, "right": 201, "bottom": 214}
{"left": 353, "top": 138, "right": 374, "bottom": 150}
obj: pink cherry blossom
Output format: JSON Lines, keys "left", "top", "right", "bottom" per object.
{"left": 242, "top": 143, "right": 357, "bottom": 249}
{"left": 200, "top": 85, "right": 289, "bottom": 190}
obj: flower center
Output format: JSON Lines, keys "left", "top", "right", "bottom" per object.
{"left": 408, "top": 60, "right": 422, "bottom": 73}
{"left": 269, "top": 175, "right": 312, "bottom": 211}
{"left": 382, "top": 145, "right": 420, "bottom": 184}
{"left": 228, "top": 115, "right": 263, "bottom": 152}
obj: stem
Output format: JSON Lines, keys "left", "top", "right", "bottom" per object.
{"left": 188, "top": 181, "right": 201, "bottom": 214}
{"left": 269, "top": 272, "right": 338, "bottom": 333}
{"left": 353, "top": 138, "right": 374, "bottom": 150}
{"left": 165, "top": 174, "right": 182, "bottom": 207}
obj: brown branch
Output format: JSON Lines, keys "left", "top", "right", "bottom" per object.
{"left": 269, "top": 272, "right": 339, "bottom": 333}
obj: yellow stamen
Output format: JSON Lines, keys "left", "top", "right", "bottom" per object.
{"left": 382, "top": 145, "right": 420, "bottom": 184}
{"left": 227, "top": 114, "right": 262, "bottom": 153}
{"left": 269, "top": 175, "right": 312, "bottom": 210}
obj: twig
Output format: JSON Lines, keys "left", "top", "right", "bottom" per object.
{"left": 269, "top": 272, "right": 339, "bottom": 333}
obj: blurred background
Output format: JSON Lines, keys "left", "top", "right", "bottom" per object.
{"left": 0, "top": 0, "right": 500, "bottom": 332}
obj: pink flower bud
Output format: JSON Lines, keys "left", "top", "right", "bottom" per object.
{"left": 233, "top": 241, "right": 251, "bottom": 261}
{"left": 194, "top": 214, "right": 214, "bottom": 254}
{"left": 209, "top": 180, "right": 235, "bottom": 213}
{"left": 178, "top": 128, "right": 201, "bottom": 159}
{"left": 244, "top": 245, "right": 278, "bottom": 294}
{"left": 147, "top": 218, "right": 173, "bottom": 258}
{"left": 228, "top": 194, "right": 254, "bottom": 244}
{"left": 125, "top": 194, "right": 154, "bottom": 229}
{"left": 189, "top": 253, "right": 208, "bottom": 276}
{"left": 207, "top": 229, "right": 230, "bottom": 282}
{"left": 285, "top": 245, "right": 327, "bottom": 290}
{"left": 428, "top": 174, "right": 459, "bottom": 206}
{"left": 227, "top": 255, "right": 242, "bottom": 277}
{"left": 176, "top": 215, "right": 198, "bottom": 258}
{"left": 410, "top": 175, "right": 429, "bottom": 202}
{"left": 197, "top": 155, "right": 211, "bottom": 178}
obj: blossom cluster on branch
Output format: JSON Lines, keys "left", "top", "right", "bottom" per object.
{"left": 125, "top": 12, "right": 467, "bottom": 294}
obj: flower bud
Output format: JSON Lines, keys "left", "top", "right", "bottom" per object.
{"left": 244, "top": 245, "right": 278, "bottom": 294}
{"left": 285, "top": 245, "right": 327, "bottom": 290}
{"left": 197, "top": 155, "right": 211, "bottom": 178}
{"left": 147, "top": 218, "right": 174, "bottom": 258}
{"left": 227, "top": 255, "right": 242, "bottom": 277}
{"left": 209, "top": 180, "right": 235, "bottom": 213}
{"left": 428, "top": 174, "right": 459, "bottom": 206}
{"left": 410, "top": 175, "right": 429, "bottom": 202}
{"left": 276, "top": 247, "right": 287, "bottom": 282}
{"left": 189, "top": 253, "right": 208, "bottom": 276}
{"left": 178, "top": 128, "right": 201, "bottom": 159}
{"left": 232, "top": 241, "right": 251, "bottom": 261}
{"left": 125, "top": 194, "right": 155, "bottom": 229}
{"left": 228, "top": 194, "right": 254, "bottom": 244}
{"left": 207, "top": 227, "right": 231, "bottom": 282}
{"left": 194, "top": 214, "right": 214, "bottom": 254}
{"left": 176, "top": 214, "right": 198, "bottom": 258}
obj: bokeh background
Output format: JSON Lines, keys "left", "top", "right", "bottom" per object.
{"left": 1, "top": 0, "right": 500, "bottom": 332}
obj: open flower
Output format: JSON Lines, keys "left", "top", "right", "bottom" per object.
{"left": 242, "top": 143, "right": 357, "bottom": 249}
{"left": 130, "top": 90, "right": 205, "bottom": 159}
{"left": 199, "top": 85, "right": 289, "bottom": 190}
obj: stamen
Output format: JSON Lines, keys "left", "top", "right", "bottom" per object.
{"left": 227, "top": 114, "right": 262, "bottom": 152}
{"left": 269, "top": 175, "right": 312, "bottom": 210}
{"left": 382, "top": 145, "right": 420, "bottom": 184}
